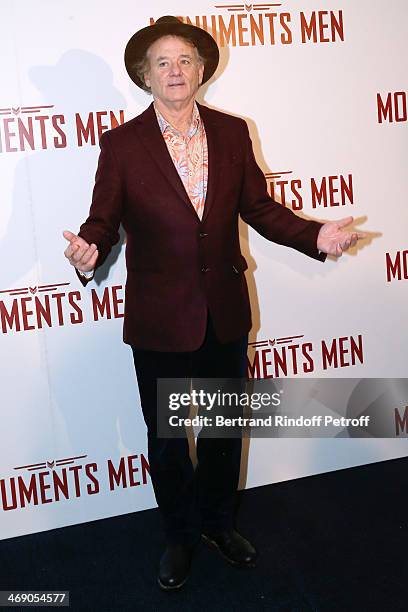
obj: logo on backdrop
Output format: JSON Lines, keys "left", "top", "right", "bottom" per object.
{"left": 247, "top": 332, "right": 364, "bottom": 377}
{"left": 0, "top": 282, "right": 125, "bottom": 334}
{"left": 0, "top": 105, "right": 125, "bottom": 153}
{"left": 395, "top": 406, "right": 408, "bottom": 436}
{"left": 385, "top": 249, "right": 408, "bottom": 282}
{"left": 377, "top": 91, "right": 407, "bottom": 124}
{"left": 0, "top": 453, "right": 150, "bottom": 512}
{"left": 150, "top": 2, "right": 345, "bottom": 47}
{"left": 265, "top": 170, "right": 354, "bottom": 211}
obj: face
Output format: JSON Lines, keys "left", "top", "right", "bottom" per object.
{"left": 144, "top": 35, "right": 204, "bottom": 108}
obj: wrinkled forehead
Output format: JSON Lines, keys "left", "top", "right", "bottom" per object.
{"left": 147, "top": 34, "right": 199, "bottom": 61}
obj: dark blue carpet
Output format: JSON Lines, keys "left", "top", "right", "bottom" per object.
{"left": 1, "top": 456, "right": 407, "bottom": 611}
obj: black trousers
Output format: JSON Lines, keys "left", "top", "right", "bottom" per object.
{"left": 132, "top": 314, "right": 248, "bottom": 545}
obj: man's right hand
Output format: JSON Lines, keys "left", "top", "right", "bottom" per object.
{"left": 63, "top": 230, "right": 98, "bottom": 273}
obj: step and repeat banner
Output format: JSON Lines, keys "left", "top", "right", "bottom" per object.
{"left": 1, "top": 0, "right": 407, "bottom": 539}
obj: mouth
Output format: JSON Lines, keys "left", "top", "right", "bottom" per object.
{"left": 168, "top": 83, "right": 185, "bottom": 88}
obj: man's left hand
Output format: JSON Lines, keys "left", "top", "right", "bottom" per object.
{"left": 317, "top": 216, "right": 365, "bottom": 257}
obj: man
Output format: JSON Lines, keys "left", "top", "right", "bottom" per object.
{"left": 63, "top": 16, "right": 363, "bottom": 590}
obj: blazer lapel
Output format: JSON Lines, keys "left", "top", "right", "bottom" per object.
{"left": 198, "top": 103, "right": 221, "bottom": 223}
{"left": 136, "top": 103, "right": 198, "bottom": 218}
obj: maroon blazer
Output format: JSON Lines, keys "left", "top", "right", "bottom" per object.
{"left": 77, "top": 102, "right": 325, "bottom": 351}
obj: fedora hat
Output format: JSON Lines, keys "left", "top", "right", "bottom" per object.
{"left": 124, "top": 16, "right": 219, "bottom": 91}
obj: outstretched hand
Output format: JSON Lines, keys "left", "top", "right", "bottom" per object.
{"left": 317, "top": 216, "right": 365, "bottom": 257}
{"left": 63, "top": 230, "right": 98, "bottom": 272}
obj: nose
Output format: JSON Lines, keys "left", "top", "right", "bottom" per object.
{"left": 169, "top": 61, "right": 182, "bottom": 76}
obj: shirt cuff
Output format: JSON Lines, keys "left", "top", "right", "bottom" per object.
{"left": 78, "top": 269, "right": 94, "bottom": 279}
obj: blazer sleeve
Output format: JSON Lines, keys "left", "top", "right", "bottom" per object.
{"left": 239, "top": 122, "right": 326, "bottom": 262}
{"left": 76, "top": 130, "right": 124, "bottom": 286}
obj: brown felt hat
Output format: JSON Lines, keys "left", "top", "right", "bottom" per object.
{"left": 124, "top": 16, "right": 219, "bottom": 91}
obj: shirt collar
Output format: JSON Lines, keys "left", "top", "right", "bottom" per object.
{"left": 154, "top": 102, "right": 201, "bottom": 139}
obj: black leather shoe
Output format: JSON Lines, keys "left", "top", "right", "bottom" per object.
{"left": 158, "top": 543, "right": 193, "bottom": 591}
{"left": 202, "top": 529, "right": 257, "bottom": 567}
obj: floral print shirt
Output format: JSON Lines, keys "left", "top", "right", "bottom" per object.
{"left": 155, "top": 102, "right": 208, "bottom": 220}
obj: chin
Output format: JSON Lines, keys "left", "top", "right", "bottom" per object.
{"left": 167, "top": 86, "right": 187, "bottom": 95}
{"left": 167, "top": 92, "right": 189, "bottom": 102}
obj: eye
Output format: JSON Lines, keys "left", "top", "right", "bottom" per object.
{"left": 158, "top": 61, "right": 168, "bottom": 68}
{"left": 181, "top": 59, "right": 191, "bottom": 65}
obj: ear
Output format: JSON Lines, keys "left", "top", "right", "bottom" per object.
{"left": 198, "top": 63, "right": 204, "bottom": 85}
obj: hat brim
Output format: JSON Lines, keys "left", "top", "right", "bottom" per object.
{"left": 124, "top": 18, "right": 219, "bottom": 91}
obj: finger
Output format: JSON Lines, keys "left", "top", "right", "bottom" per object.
{"left": 66, "top": 237, "right": 91, "bottom": 262}
{"left": 88, "top": 249, "right": 99, "bottom": 269}
{"left": 71, "top": 242, "right": 92, "bottom": 264}
{"left": 63, "top": 230, "right": 78, "bottom": 243}
{"left": 63, "top": 231, "right": 90, "bottom": 252}
{"left": 64, "top": 241, "right": 87, "bottom": 262}
{"left": 78, "top": 249, "right": 99, "bottom": 273}
{"left": 336, "top": 243, "right": 343, "bottom": 257}
{"left": 80, "top": 243, "right": 98, "bottom": 266}
{"left": 348, "top": 232, "right": 365, "bottom": 249}
{"left": 64, "top": 242, "right": 81, "bottom": 260}
{"left": 336, "top": 216, "right": 354, "bottom": 229}
{"left": 71, "top": 235, "right": 90, "bottom": 250}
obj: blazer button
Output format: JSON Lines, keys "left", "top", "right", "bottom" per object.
{"left": 201, "top": 266, "right": 210, "bottom": 273}
{"left": 199, "top": 232, "right": 208, "bottom": 238}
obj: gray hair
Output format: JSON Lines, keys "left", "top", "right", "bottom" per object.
{"left": 134, "top": 35, "right": 205, "bottom": 94}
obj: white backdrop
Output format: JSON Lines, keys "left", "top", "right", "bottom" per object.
{"left": 1, "top": 0, "right": 407, "bottom": 540}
